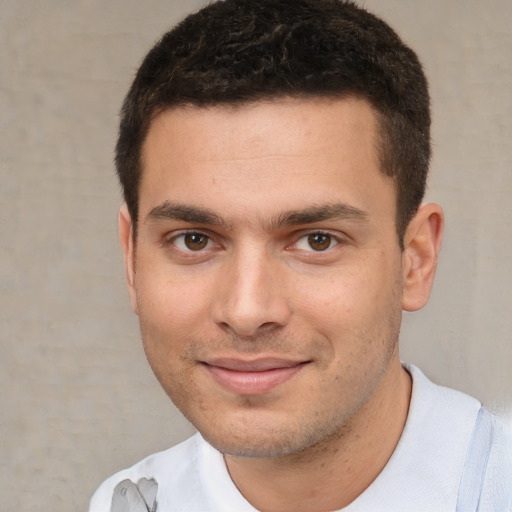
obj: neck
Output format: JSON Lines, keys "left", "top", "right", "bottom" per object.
{"left": 225, "top": 360, "right": 411, "bottom": 512}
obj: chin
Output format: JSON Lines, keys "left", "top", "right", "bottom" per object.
{"left": 196, "top": 414, "right": 347, "bottom": 459}
{"left": 203, "top": 432, "right": 308, "bottom": 459}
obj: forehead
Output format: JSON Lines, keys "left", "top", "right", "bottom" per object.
{"left": 139, "top": 97, "right": 395, "bottom": 224}
{"left": 144, "top": 96, "right": 378, "bottom": 161}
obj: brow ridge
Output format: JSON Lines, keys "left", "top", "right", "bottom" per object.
{"left": 145, "top": 200, "right": 368, "bottom": 230}
{"left": 146, "top": 201, "right": 226, "bottom": 226}
{"left": 270, "top": 203, "right": 368, "bottom": 229}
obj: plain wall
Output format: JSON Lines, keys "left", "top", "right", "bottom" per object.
{"left": 1, "top": 1, "right": 510, "bottom": 510}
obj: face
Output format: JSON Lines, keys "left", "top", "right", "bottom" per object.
{"left": 124, "top": 97, "right": 409, "bottom": 458}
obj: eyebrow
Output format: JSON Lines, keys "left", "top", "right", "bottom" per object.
{"left": 147, "top": 201, "right": 227, "bottom": 227}
{"left": 271, "top": 203, "right": 368, "bottom": 229}
{"left": 145, "top": 200, "right": 368, "bottom": 230}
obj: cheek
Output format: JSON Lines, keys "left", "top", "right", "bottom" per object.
{"left": 135, "top": 274, "right": 203, "bottom": 385}
{"left": 293, "top": 258, "right": 403, "bottom": 348}
{"left": 135, "top": 269, "right": 213, "bottom": 337}
{"left": 292, "top": 266, "right": 375, "bottom": 325}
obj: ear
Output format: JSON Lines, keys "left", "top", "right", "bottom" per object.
{"left": 401, "top": 203, "right": 444, "bottom": 312}
{"left": 119, "top": 204, "right": 139, "bottom": 315}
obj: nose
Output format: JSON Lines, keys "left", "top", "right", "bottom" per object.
{"left": 210, "top": 247, "right": 292, "bottom": 337}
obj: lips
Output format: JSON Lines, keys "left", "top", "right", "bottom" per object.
{"left": 202, "top": 357, "right": 308, "bottom": 395}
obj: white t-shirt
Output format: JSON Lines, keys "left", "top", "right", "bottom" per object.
{"left": 89, "top": 365, "right": 512, "bottom": 511}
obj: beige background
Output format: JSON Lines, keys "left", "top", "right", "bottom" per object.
{"left": 1, "top": 1, "right": 511, "bottom": 510}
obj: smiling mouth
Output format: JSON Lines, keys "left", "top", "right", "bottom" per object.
{"left": 201, "top": 358, "right": 310, "bottom": 395}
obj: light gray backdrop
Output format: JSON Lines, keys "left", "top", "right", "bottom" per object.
{"left": 1, "top": 1, "right": 511, "bottom": 510}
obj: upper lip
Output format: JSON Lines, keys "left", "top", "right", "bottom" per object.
{"left": 203, "top": 357, "right": 308, "bottom": 372}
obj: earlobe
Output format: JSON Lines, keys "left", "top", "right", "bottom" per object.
{"left": 119, "top": 204, "right": 139, "bottom": 315}
{"left": 401, "top": 203, "right": 444, "bottom": 312}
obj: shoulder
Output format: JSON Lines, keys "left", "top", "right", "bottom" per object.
{"left": 89, "top": 432, "right": 256, "bottom": 512}
{"left": 406, "top": 364, "right": 512, "bottom": 510}
{"left": 88, "top": 433, "right": 203, "bottom": 512}
{"left": 404, "top": 363, "right": 483, "bottom": 443}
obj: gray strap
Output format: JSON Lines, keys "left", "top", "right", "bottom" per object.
{"left": 456, "top": 407, "right": 493, "bottom": 512}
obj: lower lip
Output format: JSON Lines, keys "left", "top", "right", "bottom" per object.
{"left": 204, "top": 364, "right": 306, "bottom": 395}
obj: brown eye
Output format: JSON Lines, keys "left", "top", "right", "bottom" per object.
{"left": 307, "top": 233, "right": 332, "bottom": 251}
{"left": 183, "top": 233, "right": 209, "bottom": 251}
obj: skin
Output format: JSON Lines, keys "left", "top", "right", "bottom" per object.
{"left": 120, "top": 97, "right": 444, "bottom": 511}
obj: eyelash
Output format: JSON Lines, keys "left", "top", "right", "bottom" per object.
{"left": 164, "top": 230, "right": 219, "bottom": 253}
{"left": 292, "top": 231, "right": 340, "bottom": 252}
{"left": 164, "top": 229, "right": 344, "bottom": 255}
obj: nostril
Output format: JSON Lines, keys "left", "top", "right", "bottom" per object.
{"left": 259, "top": 321, "right": 281, "bottom": 332}
{"left": 215, "top": 319, "right": 284, "bottom": 339}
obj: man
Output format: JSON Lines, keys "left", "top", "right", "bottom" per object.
{"left": 90, "top": 0, "right": 512, "bottom": 510}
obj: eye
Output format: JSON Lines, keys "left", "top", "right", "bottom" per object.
{"left": 295, "top": 232, "right": 338, "bottom": 252}
{"left": 173, "top": 232, "right": 212, "bottom": 252}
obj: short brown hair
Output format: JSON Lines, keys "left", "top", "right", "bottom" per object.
{"left": 116, "top": 0, "right": 430, "bottom": 246}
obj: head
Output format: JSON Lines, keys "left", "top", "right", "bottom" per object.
{"left": 117, "top": 0, "right": 443, "bottom": 463}
{"left": 116, "top": 0, "right": 431, "bottom": 247}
